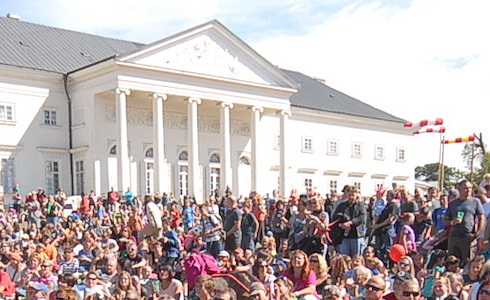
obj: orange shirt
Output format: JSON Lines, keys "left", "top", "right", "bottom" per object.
{"left": 129, "top": 215, "right": 143, "bottom": 231}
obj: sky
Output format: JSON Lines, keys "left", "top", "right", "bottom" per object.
{"left": 2, "top": 0, "right": 489, "bottom": 172}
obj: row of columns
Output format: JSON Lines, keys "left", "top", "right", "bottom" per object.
{"left": 115, "top": 88, "right": 291, "bottom": 200}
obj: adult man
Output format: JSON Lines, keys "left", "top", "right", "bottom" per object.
{"left": 383, "top": 271, "right": 413, "bottom": 300}
{"left": 364, "top": 275, "right": 387, "bottom": 300}
{"left": 445, "top": 179, "right": 485, "bottom": 266}
{"left": 372, "top": 190, "right": 400, "bottom": 266}
{"left": 426, "top": 186, "right": 441, "bottom": 212}
{"left": 397, "top": 281, "right": 422, "bottom": 300}
{"left": 333, "top": 185, "right": 367, "bottom": 256}
{"left": 142, "top": 195, "right": 163, "bottom": 239}
{"left": 223, "top": 195, "right": 242, "bottom": 252}
{"left": 124, "top": 187, "right": 134, "bottom": 207}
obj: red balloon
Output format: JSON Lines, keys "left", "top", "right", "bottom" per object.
{"left": 389, "top": 244, "right": 406, "bottom": 262}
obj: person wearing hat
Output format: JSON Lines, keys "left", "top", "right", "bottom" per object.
{"left": 217, "top": 251, "right": 232, "bottom": 272}
{"left": 29, "top": 283, "right": 49, "bottom": 299}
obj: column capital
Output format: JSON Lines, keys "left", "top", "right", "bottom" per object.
{"left": 279, "top": 110, "right": 291, "bottom": 117}
{"left": 220, "top": 102, "right": 234, "bottom": 109}
{"left": 251, "top": 106, "right": 264, "bottom": 113}
{"left": 186, "top": 97, "right": 202, "bottom": 105}
{"left": 115, "top": 88, "right": 131, "bottom": 96}
{"left": 152, "top": 93, "right": 168, "bottom": 101}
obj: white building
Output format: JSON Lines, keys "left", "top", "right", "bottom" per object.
{"left": 0, "top": 16, "right": 415, "bottom": 201}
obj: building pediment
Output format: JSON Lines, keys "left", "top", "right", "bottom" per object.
{"left": 118, "top": 20, "right": 298, "bottom": 89}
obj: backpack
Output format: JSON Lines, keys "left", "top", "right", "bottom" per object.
{"left": 209, "top": 215, "right": 226, "bottom": 241}
{"left": 185, "top": 252, "right": 221, "bottom": 289}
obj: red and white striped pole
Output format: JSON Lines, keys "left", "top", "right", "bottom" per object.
{"left": 404, "top": 118, "right": 444, "bottom": 128}
{"left": 413, "top": 127, "right": 446, "bottom": 135}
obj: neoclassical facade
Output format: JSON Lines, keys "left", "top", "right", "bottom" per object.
{"left": 0, "top": 17, "right": 415, "bottom": 201}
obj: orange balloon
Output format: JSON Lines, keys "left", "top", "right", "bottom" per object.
{"left": 389, "top": 244, "right": 406, "bottom": 262}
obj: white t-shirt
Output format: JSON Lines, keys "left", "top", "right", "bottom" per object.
{"left": 146, "top": 201, "right": 162, "bottom": 228}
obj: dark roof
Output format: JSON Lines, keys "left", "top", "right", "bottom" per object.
{"left": 0, "top": 17, "right": 143, "bottom": 73}
{"left": 0, "top": 16, "right": 404, "bottom": 122}
{"left": 282, "top": 69, "right": 405, "bottom": 123}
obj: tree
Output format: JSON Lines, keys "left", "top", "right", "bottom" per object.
{"left": 415, "top": 163, "right": 460, "bottom": 187}
{"left": 462, "top": 133, "right": 490, "bottom": 184}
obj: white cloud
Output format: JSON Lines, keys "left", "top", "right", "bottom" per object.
{"left": 252, "top": 0, "right": 490, "bottom": 170}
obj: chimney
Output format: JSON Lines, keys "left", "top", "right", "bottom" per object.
{"left": 6, "top": 13, "right": 20, "bottom": 20}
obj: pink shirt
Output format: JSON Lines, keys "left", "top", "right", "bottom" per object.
{"left": 282, "top": 269, "right": 318, "bottom": 297}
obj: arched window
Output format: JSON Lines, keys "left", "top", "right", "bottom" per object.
{"left": 178, "top": 151, "right": 188, "bottom": 161}
{"left": 239, "top": 156, "right": 251, "bottom": 165}
{"left": 145, "top": 148, "right": 154, "bottom": 158}
{"left": 109, "top": 145, "right": 117, "bottom": 155}
{"left": 209, "top": 153, "right": 220, "bottom": 163}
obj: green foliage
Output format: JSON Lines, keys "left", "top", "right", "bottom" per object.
{"left": 415, "top": 163, "right": 461, "bottom": 187}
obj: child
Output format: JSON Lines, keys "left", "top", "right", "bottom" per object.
{"left": 421, "top": 249, "right": 446, "bottom": 298}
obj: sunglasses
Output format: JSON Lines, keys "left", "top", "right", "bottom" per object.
{"left": 310, "top": 259, "right": 319, "bottom": 263}
{"left": 365, "top": 284, "right": 383, "bottom": 292}
{"left": 399, "top": 262, "right": 410, "bottom": 267}
{"left": 480, "top": 289, "right": 490, "bottom": 295}
{"left": 402, "top": 291, "right": 420, "bottom": 297}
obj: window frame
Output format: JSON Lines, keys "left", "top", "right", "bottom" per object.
{"left": 374, "top": 144, "right": 385, "bottom": 160}
{"left": 0, "top": 103, "right": 14, "bottom": 123}
{"left": 301, "top": 136, "right": 314, "bottom": 153}
{"left": 327, "top": 139, "right": 339, "bottom": 155}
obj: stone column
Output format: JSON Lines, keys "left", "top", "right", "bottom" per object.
{"left": 187, "top": 97, "right": 202, "bottom": 201}
{"left": 152, "top": 93, "right": 167, "bottom": 194}
{"left": 279, "top": 110, "right": 291, "bottom": 198}
{"left": 220, "top": 102, "right": 233, "bottom": 195}
{"left": 250, "top": 106, "right": 263, "bottom": 192}
{"left": 115, "top": 88, "right": 131, "bottom": 192}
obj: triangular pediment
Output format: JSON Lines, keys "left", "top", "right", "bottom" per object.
{"left": 119, "top": 21, "right": 297, "bottom": 88}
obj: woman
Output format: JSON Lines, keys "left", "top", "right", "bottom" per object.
{"left": 158, "top": 264, "right": 184, "bottom": 300}
{"left": 330, "top": 253, "right": 349, "bottom": 287}
{"left": 463, "top": 255, "right": 485, "bottom": 286}
{"left": 252, "top": 258, "right": 276, "bottom": 299}
{"left": 388, "top": 256, "right": 417, "bottom": 290}
{"left": 195, "top": 275, "right": 215, "bottom": 300}
{"left": 429, "top": 276, "right": 455, "bottom": 300}
{"left": 281, "top": 250, "right": 317, "bottom": 299}
{"left": 274, "top": 277, "right": 295, "bottom": 300}
{"left": 469, "top": 260, "right": 490, "bottom": 299}
{"left": 118, "top": 225, "right": 137, "bottom": 256}
{"left": 447, "top": 273, "right": 469, "bottom": 300}
{"left": 397, "top": 213, "right": 416, "bottom": 254}
{"left": 113, "top": 270, "right": 139, "bottom": 300}
{"left": 309, "top": 253, "right": 330, "bottom": 295}
{"left": 270, "top": 200, "right": 289, "bottom": 252}
{"left": 200, "top": 204, "right": 223, "bottom": 258}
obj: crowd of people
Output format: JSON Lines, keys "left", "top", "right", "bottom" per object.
{"left": 1, "top": 174, "right": 490, "bottom": 300}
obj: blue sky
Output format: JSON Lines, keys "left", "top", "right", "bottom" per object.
{"left": 1, "top": 0, "right": 489, "bottom": 171}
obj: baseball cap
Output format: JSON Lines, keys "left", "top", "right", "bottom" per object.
{"left": 32, "top": 283, "right": 49, "bottom": 294}
{"left": 394, "top": 271, "right": 413, "bottom": 282}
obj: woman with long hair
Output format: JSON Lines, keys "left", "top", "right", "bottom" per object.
{"left": 113, "top": 270, "right": 139, "bottom": 300}
{"left": 308, "top": 253, "right": 330, "bottom": 295}
{"left": 158, "top": 264, "right": 184, "bottom": 300}
{"left": 281, "top": 250, "right": 317, "bottom": 299}
{"left": 274, "top": 277, "right": 295, "bottom": 300}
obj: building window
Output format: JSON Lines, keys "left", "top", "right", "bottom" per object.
{"left": 0, "top": 104, "right": 14, "bottom": 121}
{"left": 397, "top": 148, "right": 406, "bottom": 162}
{"left": 75, "top": 160, "right": 84, "bottom": 194}
{"left": 45, "top": 160, "right": 60, "bottom": 195}
{"left": 302, "top": 136, "right": 313, "bottom": 152}
{"left": 145, "top": 148, "right": 154, "bottom": 158}
{"left": 304, "top": 178, "right": 313, "bottom": 189}
{"left": 109, "top": 145, "right": 117, "bottom": 155}
{"left": 375, "top": 145, "right": 385, "bottom": 160}
{"left": 209, "top": 153, "right": 220, "bottom": 194}
{"left": 179, "top": 165, "right": 188, "bottom": 196}
{"left": 329, "top": 180, "right": 338, "bottom": 196}
{"left": 327, "top": 139, "right": 339, "bottom": 155}
{"left": 1, "top": 157, "right": 15, "bottom": 192}
{"left": 274, "top": 134, "right": 280, "bottom": 149}
{"left": 145, "top": 162, "right": 154, "bottom": 194}
{"left": 353, "top": 181, "right": 361, "bottom": 192}
{"left": 239, "top": 156, "right": 251, "bottom": 165}
{"left": 44, "top": 110, "right": 57, "bottom": 125}
{"left": 352, "top": 143, "right": 362, "bottom": 158}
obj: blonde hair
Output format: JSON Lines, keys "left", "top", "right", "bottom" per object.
{"left": 310, "top": 253, "right": 329, "bottom": 274}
